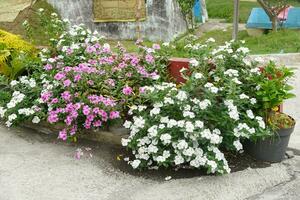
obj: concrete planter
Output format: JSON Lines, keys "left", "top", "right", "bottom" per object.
{"left": 244, "top": 120, "right": 295, "bottom": 163}
{"left": 21, "top": 121, "right": 127, "bottom": 146}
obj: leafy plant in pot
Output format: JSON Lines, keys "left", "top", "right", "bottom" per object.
{"left": 244, "top": 61, "right": 296, "bottom": 162}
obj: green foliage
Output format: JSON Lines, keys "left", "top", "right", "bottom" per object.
{"left": 176, "top": 0, "right": 195, "bottom": 28}
{"left": 268, "top": 112, "right": 296, "bottom": 130}
{"left": 252, "top": 61, "right": 295, "bottom": 114}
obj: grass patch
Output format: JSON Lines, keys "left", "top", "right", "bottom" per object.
{"left": 180, "top": 29, "right": 300, "bottom": 55}
{"left": 206, "top": 0, "right": 300, "bottom": 23}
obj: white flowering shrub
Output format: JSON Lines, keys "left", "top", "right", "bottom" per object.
{"left": 122, "top": 41, "right": 272, "bottom": 174}
{"left": 0, "top": 76, "right": 45, "bottom": 127}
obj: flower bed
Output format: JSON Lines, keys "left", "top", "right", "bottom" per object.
{"left": 0, "top": 14, "right": 296, "bottom": 175}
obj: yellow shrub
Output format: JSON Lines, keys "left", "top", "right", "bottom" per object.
{"left": 0, "top": 29, "right": 37, "bottom": 79}
{"left": 0, "top": 29, "right": 36, "bottom": 53}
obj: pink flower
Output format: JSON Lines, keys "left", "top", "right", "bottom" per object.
{"left": 64, "top": 67, "right": 72, "bottom": 72}
{"left": 99, "top": 110, "right": 108, "bottom": 121}
{"left": 54, "top": 72, "right": 66, "bottom": 81}
{"left": 61, "top": 91, "right": 72, "bottom": 102}
{"left": 93, "top": 120, "right": 102, "bottom": 127}
{"left": 82, "top": 105, "right": 91, "bottom": 116}
{"left": 122, "top": 86, "right": 133, "bottom": 96}
{"left": 105, "top": 79, "right": 115, "bottom": 87}
{"left": 74, "top": 74, "right": 81, "bottom": 82}
{"left": 109, "top": 111, "right": 120, "bottom": 119}
{"left": 51, "top": 98, "right": 59, "bottom": 104}
{"left": 44, "top": 64, "right": 53, "bottom": 71}
{"left": 47, "top": 112, "right": 59, "bottom": 123}
{"left": 153, "top": 44, "right": 161, "bottom": 50}
{"left": 66, "top": 48, "right": 73, "bottom": 55}
{"left": 139, "top": 87, "right": 146, "bottom": 94}
{"left": 87, "top": 80, "right": 94, "bottom": 86}
{"left": 58, "top": 129, "right": 67, "bottom": 141}
{"left": 70, "top": 125, "right": 77, "bottom": 136}
{"left": 63, "top": 79, "right": 72, "bottom": 87}
{"left": 145, "top": 54, "right": 154, "bottom": 64}
{"left": 41, "top": 91, "right": 52, "bottom": 102}
{"left": 86, "top": 46, "right": 96, "bottom": 53}
{"left": 65, "top": 115, "right": 73, "bottom": 126}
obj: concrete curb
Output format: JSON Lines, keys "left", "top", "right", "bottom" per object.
{"left": 21, "top": 121, "right": 126, "bottom": 146}
{"left": 250, "top": 53, "right": 300, "bottom": 65}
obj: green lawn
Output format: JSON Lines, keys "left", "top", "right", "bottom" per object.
{"left": 206, "top": 0, "right": 300, "bottom": 23}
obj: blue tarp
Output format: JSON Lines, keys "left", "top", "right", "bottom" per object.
{"left": 194, "top": 0, "right": 202, "bottom": 22}
{"left": 247, "top": 7, "right": 300, "bottom": 29}
{"left": 246, "top": 8, "right": 272, "bottom": 29}
{"left": 284, "top": 8, "right": 300, "bottom": 28}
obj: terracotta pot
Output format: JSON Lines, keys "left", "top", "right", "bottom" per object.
{"left": 168, "top": 57, "right": 190, "bottom": 84}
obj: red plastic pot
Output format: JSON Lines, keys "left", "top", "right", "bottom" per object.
{"left": 168, "top": 58, "right": 190, "bottom": 84}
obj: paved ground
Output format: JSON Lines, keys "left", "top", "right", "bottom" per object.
{"left": 0, "top": 62, "right": 300, "bottom": 200}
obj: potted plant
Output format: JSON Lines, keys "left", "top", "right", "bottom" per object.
{"left": 244, "top": 61, "right": 296, "bottom": 162}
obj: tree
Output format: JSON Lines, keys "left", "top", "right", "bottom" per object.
{"left": 232, "top": 0, "right": 240, "bottom": 40}
{"left": 257, "top": 0, "right": 289, "bottom": 31}
{"left": 176, "top": 0, "right": 195, "bottom": 29}
{"left": 200, "top": 0, "right": 208, "bottom": 21}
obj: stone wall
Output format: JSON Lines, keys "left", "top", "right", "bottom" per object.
{"left": 46, "top": 0, "right": 187, "bottom": 41}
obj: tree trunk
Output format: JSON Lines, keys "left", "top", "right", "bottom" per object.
{"left": 232, "top": 0, "right": 240, "bottom": 40}
{"left": 200, "top": 0, "right": 208, "bottom": 21}
{"left": 257, "top": 0, "right": 279, "bottom": 32}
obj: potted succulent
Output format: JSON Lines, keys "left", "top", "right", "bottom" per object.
{"left": 244, "top": 61, "right": 296, "bottom": 162}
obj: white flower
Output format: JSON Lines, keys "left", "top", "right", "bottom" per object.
{"left": 194, "top": 73, "right": 203, "bottom": 79}
{"left": 233, "top": 140, "right": 243, "bottom": 151}
{"left": 206, "top": 37, "right": 216, "bottom": 43}
{"left": 160, "top": 116, "right": 169, "bottom": 124}
{"left": 199, "top": 99, "right": 211, "bottom": 110}
{"left": 121, "top": 138, "right": 129, "bottom": 146}
{"left": 160, "top": 134, "right": 172, "bottom": 144}
{"left": 131, "top": 160, "right": 141, "bottom": 169}
{"left": 233, "top": 78, "right": 242, "bottom": 84}
{"left": 133, "top": 116, "right": 145, "bottom": 129}
{"left": 240, "top": 94, "right": 249, "bottom": 99}
{"left": 183, "top": 147, "right": 195, "bottom": 157}
{"left": 123, "top": 120, "right": 132, "bottom": 129}
{"left": 167, "top": 119, "right": 177, "bottom": 128}
{"left": 5, "top": 121, "right": 12, "bottom": 127}
{"left": 150, "top": 107, "right": 160, "bottom": 116}
{"left": 174, "top": 155, "right": 185, "bottom": 165}
{"left": 32, "top": 116, "right": 40, "bottom": 124}
{"left": 164, "top": 176, "right": 172, "bottom": 181}
{"left": 38, "top": 8, "right": 44, "bottom": 12}
{"left": 156, "top": 156, "right": 166, "bottom": 163}
{"left": 0, "top": 107, "right": 6, "bottom": 118}
{"left": 8, "top": 114, "right": 17, "bottom": 121}
{"left": 224, "top": 69, "right": 239, "bottom": 77}
{"left": 195, "top": 120, "right": 204, "bottom": 128}
{"left": 183, "top": 111, "right": 195, "bottom": 119}
{"left": 177, "top": 120, "right": 185, "bottom": 128}
{"left": 185, "top": 121, "right": 195, "bottom": 133}
{"left": 190, "top": 59, "right": 199, "bottom": 67}
{"left": 237, "top": 47, "right": 250, "bottom": 54}
{"left": 256, "top": 116, "right": 266, "bottom": 129}
{"left": 246, "top": 110, "right": 255, "bottom": 119}
{"left": 148, "top": 125, "right": 158, "bottom": 137}
{"left": 164, "top": 97, "right": 174, "bottom": 104}
{"left": 176, "top": 91, "right": 188, "bottom": 101}
{"left": 103, "top": 43, "right": 110, "bottom": 50}
{"left": 177, "top": 140, "right": 188, "bottom": 150}
{"left": 162, "top": 42, "right": 170, "bottom": 47}
{"left": 207, "top": 160, "right": 218, "bottom": 172}
{"left": 10, "top": 80, "right": 18, "bottom": 87}
{"left": 148, "top": 144, "right": 158, "bottom": 153}
{"left": 250, "top": 98, "right": 257, "bottom": 105}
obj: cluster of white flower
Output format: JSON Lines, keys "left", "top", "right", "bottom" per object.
{"left": 122, "top": 83, "right": 231, "bottom": 174}
{"left": 224, "top": 100, "right": 239, "bottom": 121}
{"left": 224, "top": 69, "right": 239, "bottom": 77}
{"left": 204, "top": 83, "right": 219, "bottom": 93}
{"left": 7, "top": 91, "right": 25, "bottom": 109}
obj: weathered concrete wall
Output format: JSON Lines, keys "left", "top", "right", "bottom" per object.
{"left": 46, "top": 0, "right": 187, "bottom": 41}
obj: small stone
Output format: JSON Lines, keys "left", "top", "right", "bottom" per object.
{"left": 286, "top": 151, "right": 295, "bottom": 159}
{"left": 165, "top": 176, "right": 172, "bottom": 181}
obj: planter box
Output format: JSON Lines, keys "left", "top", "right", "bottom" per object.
{"left": 168, "top": 57, "right": 190, "bottom": 84}
{"left": 21, "top": 121, "right": 128, "bottom": 146}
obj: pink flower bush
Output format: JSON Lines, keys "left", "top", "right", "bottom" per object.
{"left": 35, "top": 24, "right": 168, "bottom": 141}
